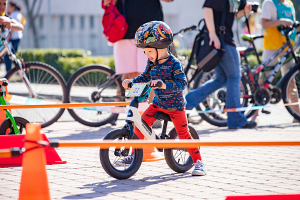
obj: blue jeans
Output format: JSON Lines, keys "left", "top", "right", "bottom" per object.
{"left": 186, "top": 45, "right": 247, "bottom": 128}
{"left": 4, "top": 39, "right": 20, "bottom": 72}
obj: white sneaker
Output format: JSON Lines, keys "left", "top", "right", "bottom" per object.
{"left": 114, "top": 155, "right": 134, "bottom": 167}
{"left": 192, "top": 160, "right": 207, "bottom": 176}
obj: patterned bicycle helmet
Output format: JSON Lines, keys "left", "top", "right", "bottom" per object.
{"left": 135, "top": 21, "right": 173, "bottom": 49}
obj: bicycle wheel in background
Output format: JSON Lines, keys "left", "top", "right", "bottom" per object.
{"left": 66, "top": 65, "right": 125, "bottom": 127}
{"left": 5, "top": 62, "right": 66, "bottom": 128}
{"left": 282, "top": 64, "right": 300, "bottom": 121}
{"left": 193, "top": 70, "right": 256, "bottom": 127}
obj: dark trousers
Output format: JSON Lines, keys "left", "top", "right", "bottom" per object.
{"left": 4, "top": 39, "right": 21, "bottom": 72}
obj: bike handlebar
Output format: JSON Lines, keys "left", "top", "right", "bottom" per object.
{"left": 2, "top": 81, "right": 8, "bottom": 86}
{"left": 128, "top": 81, "right": 162, "bottom": 89}
{"left": 173, "top": 25, "right": 197, "bottom": 37}
{"left": 277, "top": 21, "right": 300, "bottom": 33}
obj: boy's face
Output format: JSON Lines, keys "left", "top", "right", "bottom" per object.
{"left": 143, "top": 48, "right": 157, "bottom": 63}
{"left": 0, "top": 0, "right": 6, "bottom": 15}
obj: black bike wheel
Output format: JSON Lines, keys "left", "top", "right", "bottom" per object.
{"left": 66, "top": 65, "right": 125, "bottom": 127}
{"left": 5, "top": 62, "right": 66, "bottom": 128}
{"left": 193, "top": 71, "right": 255, "bottom": 127}
{"left": 282, "top": 64, "right": 300, "bottom": 120}
{"left": 0, "top": 117, "right": 29, "bottom": 135}
{"left": 164, "top": 125, "right": 199, "bottom": 173}
{"left": 99, "top": 128, "right": 143, "bottom": 179}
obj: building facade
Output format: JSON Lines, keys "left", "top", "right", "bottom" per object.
{"left": 15, "top": 0, "right": 205, "bottom": 55}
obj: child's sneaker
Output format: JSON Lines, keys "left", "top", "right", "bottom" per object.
{"left": 115, "top": 155, "right": 134, "bottom": 166}
{"left": 192, "top": 160, "right": 206, "bottom": 176}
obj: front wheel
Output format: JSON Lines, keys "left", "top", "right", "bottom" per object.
{"left": 0, "top": 117, "right": 29, "bottom": 135}
{"left": 66, "top": 65, "right": 125, "bottom": 127}
{"left": 282, "top": 64, "right": 300, "bottom": 120}
{"left": 5, "top": 62, "right": 67, "bottom": 128}
{"left": 164, "top": 126, "right": 199, "bottom": 173}
{"left": 99, "top": 128, "right": 143, "bottom": 179}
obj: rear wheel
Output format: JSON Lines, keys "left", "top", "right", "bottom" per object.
{"left": 282, "top": 64, "right": 300, "bottom": 120}
{"left": 5, "top": 62, "right": 66, "bottom": 128}
{"left": 66, "top": 65, "right": 125, "bottom": 127}
{"left": 164, "top": 125, "right": 199, "bottom": 173}
{"left": 193, "top": 71, "right": 255, "bottom": 127}
{"left": 99, "top": 128, "right": 143, "bottom": 179}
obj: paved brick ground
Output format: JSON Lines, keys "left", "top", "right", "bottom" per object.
{"left": 1, "top": 106, "right": 300, "bottom": 199}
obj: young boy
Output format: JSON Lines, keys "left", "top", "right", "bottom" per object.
{"left": 122, "top": 21, "right": 206, "bottom": 176}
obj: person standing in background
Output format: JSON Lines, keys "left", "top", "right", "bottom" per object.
{"left": 4, "top": 1, "right": 25, "bottom": 73}
{"left": 250, "top": 0, "right": 299, "bottom": 123}
{"left": 102, "top": 0, "right": 172, "bottom": 127}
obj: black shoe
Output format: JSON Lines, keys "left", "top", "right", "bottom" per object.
{"left": 228, "top": 121, "right": 257, "bottom": 129}
{"left": 241, "top": 121, "right": 257, "bottom": 129}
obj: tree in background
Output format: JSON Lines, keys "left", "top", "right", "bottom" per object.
{"left": 23, "top": 0, "right": 42, "bottom": 48}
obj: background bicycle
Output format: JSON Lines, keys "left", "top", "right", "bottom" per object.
{"left": 0, "top": 26, "right": 67, "bottom": 128}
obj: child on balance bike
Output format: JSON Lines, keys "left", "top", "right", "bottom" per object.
{"left": 122, "top": 21, "right": 206, "bottom": 176}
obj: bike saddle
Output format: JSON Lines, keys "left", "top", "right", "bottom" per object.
{"left": 241, "top": 34, "right": 264, "bottom": 42}
{"left": 154, "top": 111, "right": 171, "bottom": 122}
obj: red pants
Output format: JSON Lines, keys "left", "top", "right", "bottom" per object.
{"left": 134, "top": 104, "right": 202, "bottom": 163}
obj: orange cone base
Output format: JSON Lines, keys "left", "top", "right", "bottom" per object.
{"left": 0, "top": 134, "right": 66, "bottom": 167}
{"left": 142, "top": 147, "right": 165, "bottom": 162}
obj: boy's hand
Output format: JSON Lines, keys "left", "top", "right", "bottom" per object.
{"left": 122, "top": 79, "right": 132, "bottom": 89}
{"left": 151, "top": 80, "right": 166, "bottom": 89}
{"left": 0, "top": 78, "right": 8, "bottom": 86}
{"left": 0, "top": 16, "right": 12, "bottom": 29}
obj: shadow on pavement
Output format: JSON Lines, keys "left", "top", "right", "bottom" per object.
{"left": 46, "top": 126, "right": 115, "bottom": 140}
{"left": 257, "top": 122, "right": 300, "bottom": 129}
{"left": 62, "top": 172, "right": 192, "bottom": 199}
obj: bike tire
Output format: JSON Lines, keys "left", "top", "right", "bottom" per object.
{"left": 0, "top": 117, "right": 29, "bottom": 135}
{"left": 193, "top": 72, "right": 255, "bottom": 127}
{"left": 164, "top": 125, "right": 199, "bottom": 173}
{"left": 5, "top": 62, "right": 67, "bottom": 128}
{"left": 99, "top": 128, "right": 143, "bottom": 179}
{"left": 282, "top": 64, "right": 300, "bottom": 120}
{"left": 66, "top": 65, "right": 125, "bottom": 127}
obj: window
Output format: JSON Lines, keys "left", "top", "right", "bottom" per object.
{"left": 70, "top": 16, "right": 75, "bottom": 29}
{"left": 59, "top": 16, "right": 64, "bottom": 29}
{"left": 90, "top": 16, "right": 94, "bottom": 29}
{"left": 39, "top": 16, "right": 43, "bottom": 29}
{"left": 80, "top": 16, "right": 84, "bottom": 29}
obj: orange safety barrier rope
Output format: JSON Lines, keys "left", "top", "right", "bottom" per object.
{"left": 54, "top": 140, "right": 300, "bottom": 149}
{"left": 0, "top": 102, "right": 130, "bottom": 109}
{"left": 2, "top": 140, "right": 300, "bottom": 158}
{"left": 0, "top": 149, "right": 13, "bottom": 158}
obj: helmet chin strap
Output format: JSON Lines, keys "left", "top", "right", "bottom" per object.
{"left": 154, "top": 48, "right": 170, "bottom": 66}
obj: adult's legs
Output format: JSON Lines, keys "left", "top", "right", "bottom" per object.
{"left": 185, "top": 64, "right": 227, "bottom": 110}
{"left": 220, "top": 45, "right": 247, "bottom": 128}
{"left": 4, "top": 39, "right": 20, "bottom": 73}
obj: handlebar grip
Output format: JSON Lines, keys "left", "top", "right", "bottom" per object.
{"left": 2, "top": 81, "right": 8, "bottom": 86}
{"left": 149, "top": 81, "right": 162, "bottom": 88}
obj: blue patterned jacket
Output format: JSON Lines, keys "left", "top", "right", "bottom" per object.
{"left": 131, "top": 54, "right": 187, "bottom": 111}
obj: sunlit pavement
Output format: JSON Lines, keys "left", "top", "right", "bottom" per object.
{"left": 0, "top": 105, "right": 300, "bottom": 200}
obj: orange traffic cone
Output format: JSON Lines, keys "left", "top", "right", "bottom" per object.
{"left": 138, "top": 102, "right": 164, "bottom": 162}
{"left": 19, "top": 123, "right": 50, "bottom": 200}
